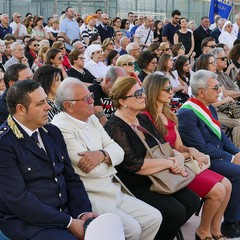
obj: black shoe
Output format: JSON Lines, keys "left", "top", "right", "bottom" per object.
{"left": 221, "top": 221, "right": 240, "bottom": 238}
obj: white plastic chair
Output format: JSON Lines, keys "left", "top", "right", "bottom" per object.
{"left": 84, "top": 213, "right": 125, "bottom": 240}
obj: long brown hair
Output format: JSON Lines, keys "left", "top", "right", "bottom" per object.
{"left": 142, "top": 72, "right": 177, "bottom": 136}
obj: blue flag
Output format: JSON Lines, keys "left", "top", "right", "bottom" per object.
{"left": 209, "top": 0, "right": 233, "bottom": 24}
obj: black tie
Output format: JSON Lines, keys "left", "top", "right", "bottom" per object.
{"left": 104, "top": 26, "right": 107, "bottom": 31}
{"left": 31, "top": 131, "right": 39, "bottom": 144}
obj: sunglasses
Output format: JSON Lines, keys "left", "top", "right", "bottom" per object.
{"left": 206, "top": 45, "right": 216, "bottom": 48}
{"left": 217, "top": 56, "right": 227, "bottom": 61}
{"left": 108, "top": 42, "right": 114, "bottom": 45}
{"left": 163, "top": 47, "right": 171, "bottom": 51}
{"left": 68, "top": 92, "right": 94, "bottom": 104}
{"left": 123, "top": 62, "right": 134, "bottom": 66}
{"left": 59, "top": 47, "right": 65, "bottom": 50}
{"left": 163, "top": 85, "right": 173, "bottom": 92}
{"left": 123, "top": 88, "right": 145, "bottom": 99}
{"left": 33, "top": 44, "right": 39, "bottom": 47}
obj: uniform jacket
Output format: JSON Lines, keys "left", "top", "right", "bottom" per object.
{"left": 0, "top": 119, "right": 92, "bottom": 240}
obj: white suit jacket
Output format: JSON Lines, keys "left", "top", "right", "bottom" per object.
{"left": 52, "top": 112, "right": 128, "bottom": 213}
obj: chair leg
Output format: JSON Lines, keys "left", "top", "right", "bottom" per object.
{"left": 176, "top": 228, "right": 184, "bottom": 240}
{"left": 195, "top": 198, "right": 205, "bottom": 216}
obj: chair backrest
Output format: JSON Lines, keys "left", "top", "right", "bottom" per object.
{"left": 0, "top": 231, "right": 10, "bottom": 240}
{"left": 84, "top": 213, "right": 125, "bottom": 240}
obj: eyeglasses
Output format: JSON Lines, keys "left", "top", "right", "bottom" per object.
{"left": 123, "top": 88, "right": 145, "bottom": 99}
{"left": 131, "top": 48, "right": 140, "bottom": 51}
{"left": 206, "top": 45, "right": 216, "bottom": 48}
{"left": 16, "top": 16, "right": 21, "bottom": 18}
{"left": 163, "top": 47, "right": 171, "bottom": 51}
{"left": 33, "top": 44, "right": 39, "bottom": 47}
{"left": 205, "top": 84, "right": 220, "bottom": 91}
{"left": 59, "top": 47, "right": 65, "bottom": 50}
{"left": 78, "top": 56, "right": 85, "bottom": 60}
{"left": 217, "top": 56, "right": 227, "bottom": 61}
{"left": 68, "top": 92, "right": 94, "bottom": 104}
{"left": 123, "top": 62, "right": 134, "bottom": 66}
{"left": 163, "top": 85, "right": 173, "bottom": 92}
{"left": 209, "top": 60, "right": 216, "bottom": 66}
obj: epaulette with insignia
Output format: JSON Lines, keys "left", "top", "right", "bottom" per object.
{"left": 0, "top": 126, "right": 9, "bottom": 139}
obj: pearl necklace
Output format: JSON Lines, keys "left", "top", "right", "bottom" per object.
{"left": 115, "top": 110, "right": 139, "bottom": 126}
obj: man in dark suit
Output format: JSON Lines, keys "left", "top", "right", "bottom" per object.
{"left": 0, "top": 63, "right": 33, "bottom": 125}
{"left": 0, "top": 80, "right": 95, "bottom": 240}
{"left": 178, "top": 70, "right": 240, "bottom": 238}
{"left": 193, "top": 16, "right": 212, "bottom": 58}
{"left": 96, "top": 13, "right": 114, "bottom": 42}
{"left": 210, "top": 18, "right": 226, "bottom": 43}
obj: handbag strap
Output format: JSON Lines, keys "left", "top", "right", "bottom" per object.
{"left": 141, "top": 29, "right": 151, "bottom": 50}
{"left": 132, "top": 125, "right": 165, "bottom": 159}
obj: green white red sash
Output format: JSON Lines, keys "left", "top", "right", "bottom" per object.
{"left": 181, "top": 98, "right": 221, "bottom": 139}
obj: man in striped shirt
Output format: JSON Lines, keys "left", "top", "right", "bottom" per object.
{"left": 81, "top": 15, "right": 98, "bottom": 46}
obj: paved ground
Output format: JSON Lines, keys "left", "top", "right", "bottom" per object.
{"left": 178, "top": 214, "right": 240, "bottom": 240}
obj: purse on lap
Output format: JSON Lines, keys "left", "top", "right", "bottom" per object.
{"left": 133, "top": 125, "right": 196, "bottom": 195}
{"left": 184, "top": 156, "right": 211, "bottom": 175}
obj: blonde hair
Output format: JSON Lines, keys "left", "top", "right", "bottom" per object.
{"left": 116, "top": 54, "right": 134, "bottom": 67}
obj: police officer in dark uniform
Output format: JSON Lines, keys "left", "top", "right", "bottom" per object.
{"left": 0, "top": 80, "right": 96, "bottom": 240}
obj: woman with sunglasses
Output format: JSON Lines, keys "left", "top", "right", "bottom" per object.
{"left": 33, "top": 65, "right": 61, "bottom": 122}
{"left": 52, "top": 41, "right": 71, "bottom": 70}
{"left": 105, "top": 76, "right": 200, "bottom": 240}
{"left": 116, "top": 54, "right": 141, "bottom": 85}
{"left": 142, "top": 72, "right": 230, "bottom": 240}
{"left": 218, "top": 21, "right": 236, "bottom": 49}
{"left": 102, "top": 38, "right": 115, "bottom": 64}
{"left": 68, "top": 49, "right": 95, "bottom": 86}
{"left": 45, "top": 48, "right": 67, "bottom": 80}
{"left": 24, "top": 38, "right": 39, "bottom": 68}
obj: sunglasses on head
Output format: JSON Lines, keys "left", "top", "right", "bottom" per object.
{"left": 123, "top": 88, "right": 145, "bottom": 99}
{"left": 68, "top": 92, "right": 94, "bottom": 104}
{"left": 123, "top": 62, "right": 134, "bottom": 66}
{"left": 163, "top": 85, "right": 173, "bottom": 92}
{"left": 217, "top": 56, "right": 227, "bottom": 61}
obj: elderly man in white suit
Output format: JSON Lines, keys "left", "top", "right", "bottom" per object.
{"left": 52, "top": 77, "right": 162, "bottom": 240}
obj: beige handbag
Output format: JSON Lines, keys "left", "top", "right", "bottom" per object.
{"left": 184, "top": 156, "right": 211, "bottom": 175}
{"left": 134, "top": 125, "right": 196, "bottom": 195}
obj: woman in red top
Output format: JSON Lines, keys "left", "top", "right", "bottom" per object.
{"left": 142, "top": 72, "right": 230, "bottom": 240}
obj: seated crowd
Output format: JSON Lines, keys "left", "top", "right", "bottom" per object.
{"left": 1, "top": 6, "right": 240, "bottom": 240}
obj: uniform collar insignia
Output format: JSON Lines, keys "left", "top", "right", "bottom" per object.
{"left": 7, "top": 115, "right": 24, "bottom": 139}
